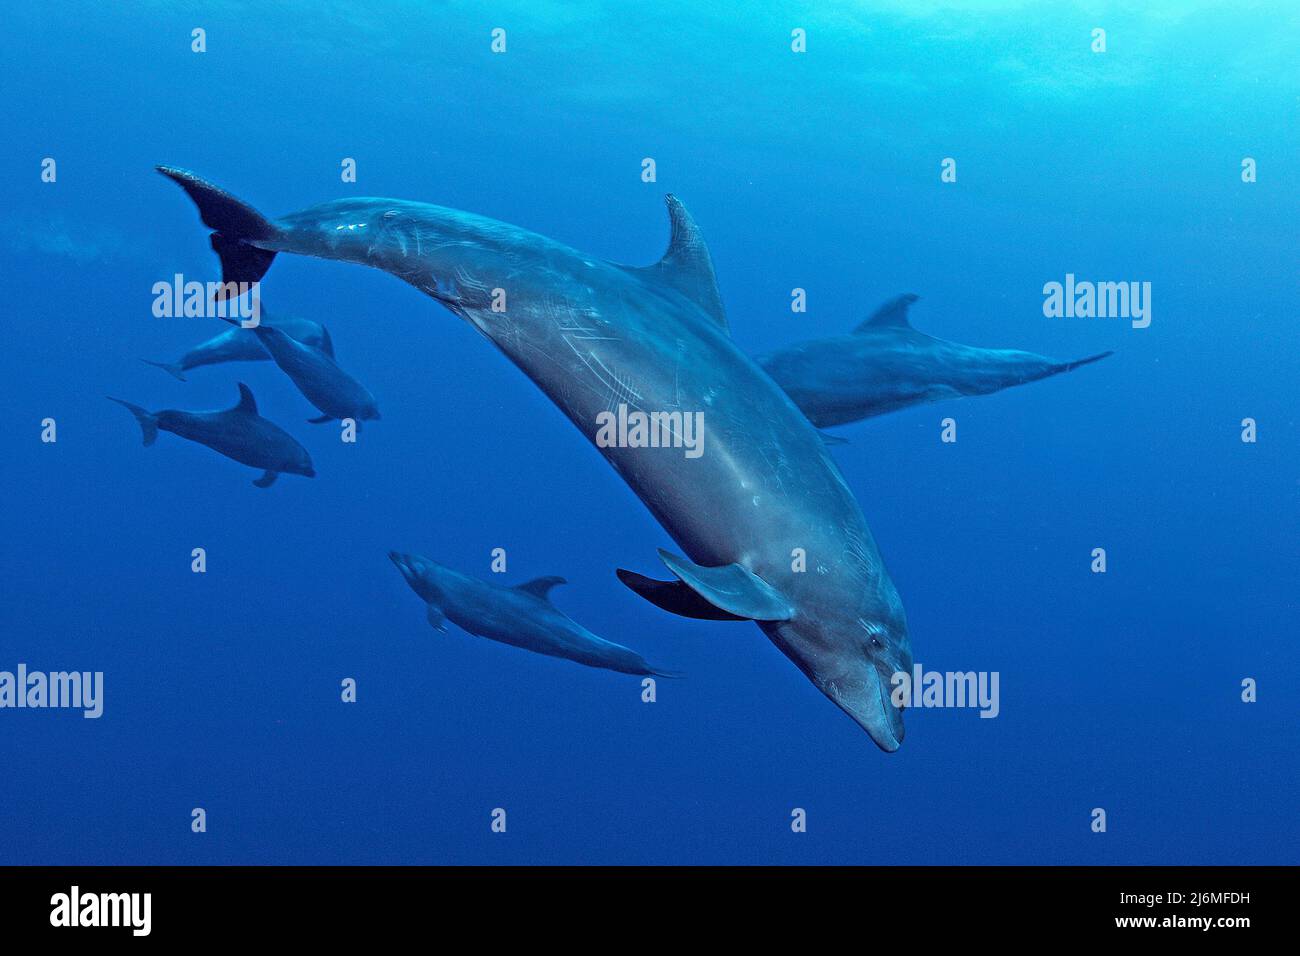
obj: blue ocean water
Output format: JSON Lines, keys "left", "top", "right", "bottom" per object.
{"left": 1, "top": 2, "right": 1295, "bottom": 865}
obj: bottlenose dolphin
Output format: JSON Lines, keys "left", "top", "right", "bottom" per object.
{"left": 389, "top": 552, "right": 679, "bottom": 677}
{"left": 216, "top": 316, "right": 380, "bottom": 424}
{"left": 142, "top": 309, "right": 332, "bottom": 381}
{"left": 108, "top": 382, "right": 315, "bottom": 487}
{"left": 758, "top": 294, "right": 1113, "bottom": 428}
{"left": 157, "top": 166, "right": 912, "bottom": 750}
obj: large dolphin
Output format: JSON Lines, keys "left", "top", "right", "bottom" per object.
{"left": 216, "top": 316, "right": 380, "bottom": 424}
{"left": 157, "top": 166, "right": 912, "bottom": 750}
{"left": 389, "top": 552, "right": 679, "bottom": 677}
{"left": 143, "top": 309, "right": 332, "bottom": 381}
{"left": 108, "top": 382, "right": 315, "bottom": 487}
{"left": 759, "top": 293, "right": 1113, "bottom": 428}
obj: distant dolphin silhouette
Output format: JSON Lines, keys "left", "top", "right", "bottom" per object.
{"left": 142, "top": 309, "right": 332, "bottom": 381}
{"left": 158, "top": 165, "right": 911, "bottom": 750}
{"left": 389, "top": 552, "right": 680, "bottom": 677}
{"left": 758, "top": 294, "right": 1113, "bottom": 428}
{"left": 108, "top": 382, "right": 315, "bottom": 488}
{"left": 216, "top": 316, "right": 380, "bottom": 424}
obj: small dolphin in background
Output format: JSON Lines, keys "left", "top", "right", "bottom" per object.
{"left": 142, "top": 309, "right": 332, "bottom": 381}
{"left": 758, "top": 294, "right": 1113, "bottom": 429}
{"left": 216, "top": 316, "right": 379, "bottom": 425}
{"left": 108, "top": 383, "right": 315, "bottom": 488}
{"left": 389, "top": 552, "right": 681, "bottom": 678}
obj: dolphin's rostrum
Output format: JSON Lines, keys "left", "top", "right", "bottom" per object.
{"left": 389, "top": 552, "right": 679, "bottom": 677}
{"left": 108, "top": 382, "right": 315, "bottom": 488}
{"left": 157, "top": 165, "right": 911, "bottom": 750}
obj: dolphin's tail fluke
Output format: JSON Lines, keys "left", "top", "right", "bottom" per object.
{"left": 155, "top": 166, "right": 279, "bottom": 297}
{"left": 107, "top": 397, "right": 160, "bottom": 446}
{"left": 649, "top": 667, "right": 686, "bottom": 680}
{"left": 1057, "top": 350, "right": 1114, "bottom": 374}
{"left": 140, "top": 358, "right": 187, "bottom": 382}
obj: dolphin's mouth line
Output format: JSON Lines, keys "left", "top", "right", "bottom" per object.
{"left": 874, "top": 664, "right": 901, "bottom": 747}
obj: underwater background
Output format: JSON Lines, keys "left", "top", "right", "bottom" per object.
{"left": 1, "top": 1, "right": 1295, "bottom": 865}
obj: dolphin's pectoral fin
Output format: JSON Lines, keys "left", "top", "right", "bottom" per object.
{"left": 306, "top": 414, "right": 333, "bottom": 424}
{"left": 426, "top": 604, "right": 448, "bottom": 632}
{"left": 252, "top": 469, "right": 279, "bottom": 488}
{"left": 622, "top": 195, "right": 728, "bottom": 333}
{"left": 514, "top": 576, "right": 566, "bottom": 601}
{"left": 654, "top": 549, "right": 795, "bottom": 622}
{"left": 853, "top": 293, "right": 919, "bottom": 333}
{"left": 616, "top": 568, "right": 748, "bottom": 621}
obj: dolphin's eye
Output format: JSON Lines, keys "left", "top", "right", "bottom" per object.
{"left": 870, "top": 636, "right": 883, "bottom": 649}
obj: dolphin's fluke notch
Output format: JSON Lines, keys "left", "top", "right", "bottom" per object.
{"left": 106, "top": 397, "right": 159, "bottom": 446}
{"left": 156, "top": 165, "right": 279, "bottom": 296}
{"left": 656, "top": 549, "right": 795, "bottom": 622}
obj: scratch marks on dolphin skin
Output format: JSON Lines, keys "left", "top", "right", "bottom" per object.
{"left": 561, "top": 334, "right": 643, "bottom": 416}
{"left": 842, "top": 524, "right": 875, "bottom": 579}
{"left": 753, "top": 441, "right": 792, "bottom": 498}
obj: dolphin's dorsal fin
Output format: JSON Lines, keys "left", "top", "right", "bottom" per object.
{"left": 628, "top": 195, "right": 728, "bottom": 333}
{"left": 319, "top": 325, "right": 336, "bottom": 358}
{"left": 854, "top": 293, "right": 919, "bottom": 333}
{"left": 234, "top": 382, "right": 258, "bottom": 415}
{"left": 515, "top": 576, "right": 566, "bottom": 601}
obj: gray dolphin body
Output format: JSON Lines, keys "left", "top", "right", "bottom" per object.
{"left": 143, "top": 311, "right": 332, "bottom": 381}
{"left": 108, "top": 382, "right": 315, "bottom": 487}
{"left": 157, "top": 166, "right": 912, "bottom": 750}
{"left": 223, "top": 318, "right": 380, "bottom": 424}
{"left": 760, "top": 294, "right": 1113, "bottom": 428}
{"left": 389, "top": 552, "right": 678, "bottom": 677}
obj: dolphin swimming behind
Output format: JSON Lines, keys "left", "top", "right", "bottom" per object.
{"left": 389, "top": 552, "right": 679, "bottom": 677}
{"left": 216, "top": 316, "right": 380, "bottom": 424}
{"left": 758, "top": 293, "right": 1113, "bottom": 429}
{"left": 142, "top": 309, "right": 332, "bottom": 381}
{"left": 108, "top": 382, "right": 315, "bottom": 487}
{"left": 157, "top": 165, "right": 913, "bottom": 750}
